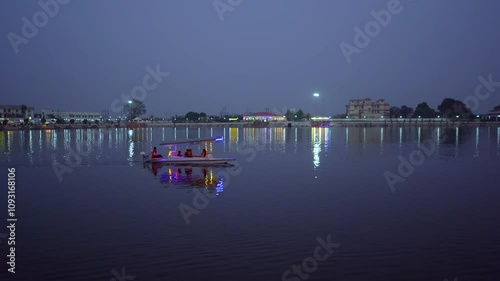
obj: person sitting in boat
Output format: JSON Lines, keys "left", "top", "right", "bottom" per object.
{"left": 177, "top": 151, "right": 182, "bottom": 157}
{"left": 150, "top": 147, "right": 163, "bottom": 158}
{"left": 187, "top": 149, "right": 193, "bottom": 157}
{"left": 184, "top": 149, "right": 189, "bottom": 157}
{"left": 201, "top": 149, "right": 207, "bottom": 157}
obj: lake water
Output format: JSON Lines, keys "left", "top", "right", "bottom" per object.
{"left": 0, "top": 126, "right": 499, "bottom": 281}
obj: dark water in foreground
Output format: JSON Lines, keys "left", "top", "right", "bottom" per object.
{"left": 0, "top": 126, "right": 499, "bottom": 281}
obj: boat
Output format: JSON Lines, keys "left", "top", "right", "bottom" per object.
{"left": 142, "top": 136, "right": 236, "bottom": 165}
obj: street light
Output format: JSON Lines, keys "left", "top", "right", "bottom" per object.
{"left": 313, "top": 93, "right": 324, "bottom": 116}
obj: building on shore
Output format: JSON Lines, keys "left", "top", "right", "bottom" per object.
{"left": 0, "top": 105, "right": 35, "bottom": 122}
{"left": 41, "top": 109, "right": 102, "bottom": 122}
{"left": 243, "top": 112, "right": 286, "bottom": 122}
{"left": 345, "top": 98, "right": 390, "bottom": 119}
{"left": 480, "top": 105, "right": 500, "bottom": 121}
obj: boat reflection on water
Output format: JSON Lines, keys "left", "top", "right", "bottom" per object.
{"left": 145, "top": 163, "right": 225, "bottom": 194}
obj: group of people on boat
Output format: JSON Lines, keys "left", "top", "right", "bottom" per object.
{"left": 149, "top": 147, "right": 208, "bottom": 159}
{"left": 149, "top": 147, "right": 163, "bottom": 158}
{"left": 181, "top": 148, "right": 207, "bottom": 157}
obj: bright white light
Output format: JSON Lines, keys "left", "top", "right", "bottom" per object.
{"left": 128, "top": 100, "right": 132, "bottom": 104}
{"left": 313, "top": 93, "right": 319, "bottom": 97}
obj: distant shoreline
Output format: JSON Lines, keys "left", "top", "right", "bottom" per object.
{"left": 1, "top": 119, "right": 499, "bottom": 131}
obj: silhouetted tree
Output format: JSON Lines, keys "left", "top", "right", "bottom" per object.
{"left": 400, "top": 105, "right": 414, "bottom": 118}
{"left": 285, "top": 110, "right": 294, "bottom": 121}
{"left": 295, "top": 109, "right": 304, "bottom": 121}
{"left": 185, "top": 112, "right": 200, "bottom": 121}
{"left": 412, "top": 102, "right": 437, "bottom": 118}
{"left": 437, "top": 98, "right": 472, "bottom": 118}
{"left": 123, "top": 99, "right": 146, "bottom": 120}
{"left": 389, "top": 106, "right": 401, "bottom": 118}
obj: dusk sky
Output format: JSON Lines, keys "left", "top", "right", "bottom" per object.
{"left": 2, "top": 0, "right": 500, "bottom": 117}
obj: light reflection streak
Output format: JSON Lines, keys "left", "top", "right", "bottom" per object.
{"left": 109, "top": 129, "right": 113, "bottom": 150}
{"left": 345, "top": 127, "right": 349, "bottom": 151}
{"left": 29, "top": 130, "right": 33, "bottom": 154}
{"left": 39, "top": 130, "right": 42, "bottom": 151}
{"left": 51, "top": 130, "right": 57, "bottom": 151}
{"left": 474, "top": 127, "right": 479, "bottom": 157}
{"left": 455, "top": 127, "right": 459, "bottom": 157}
{"left": 380, "top": 127, "right": 384, "bottom": 155}
{"left": 417, "top": 127, "right": 421, "bottom": 148}
{"left": 399, "top": 127, "right": 403, "bottom": 148}
{"left": 312, "top": 128, "right": 321, "bottom": 169}
{"left": 497, "top": 127, "right": 500, "bottom": 156}
{"left": 436, "top": 127, "right": 440, "bottom": 155}
{"left": 129, "top": 140, "right": 134, "bottom": 160}
{"left": 28, "top": 130, "right": 33, "bottom": 165}
{"left": 7, "top": 131, "right": 13, "bottom": 161}
{"left": 323, "top": 128, "right": 330, "bottom": 153}
{"left": 64, "top": 130, "right": 70, "bottom": 152}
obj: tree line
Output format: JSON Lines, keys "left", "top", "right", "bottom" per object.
{"left": 389, "top": 98, "right": 477, "bottom": 119}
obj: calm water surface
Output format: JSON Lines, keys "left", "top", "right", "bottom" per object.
{"left": 0, "top": 126, "right": 499, "bottom": 281}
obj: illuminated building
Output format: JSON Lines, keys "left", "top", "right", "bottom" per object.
{"left": 243, "top": 112, "right": 286, "bottom": 122}
{"left": 345, "top": 98, "right": 390, "bottom": 119}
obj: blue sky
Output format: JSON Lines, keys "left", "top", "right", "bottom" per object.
{"left": 1, "top": 0, "right": 500, "bottom": 117}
